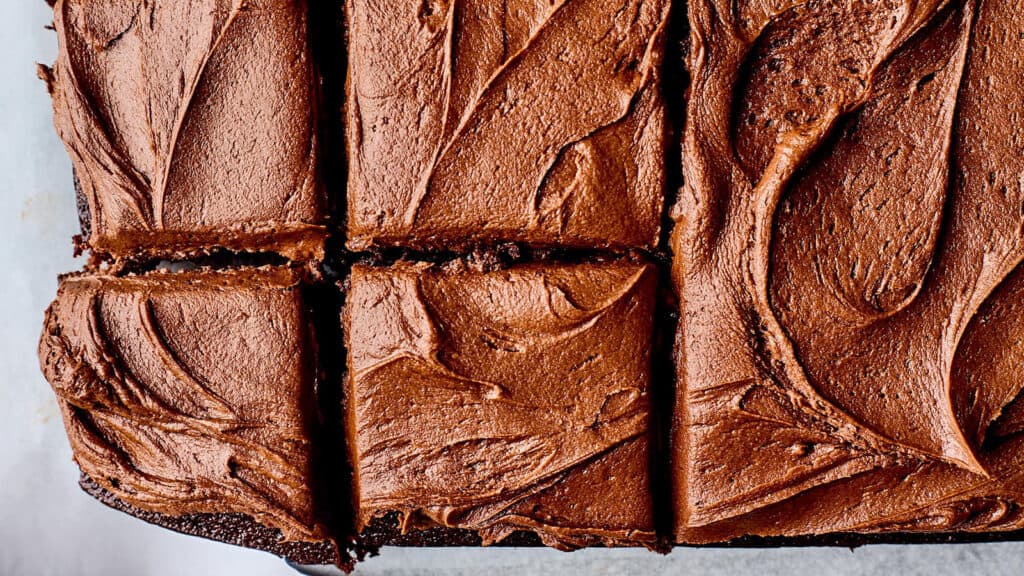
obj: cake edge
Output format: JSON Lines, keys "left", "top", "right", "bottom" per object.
{"left": 80, "top": 474, "right": 351, "bottom": 569}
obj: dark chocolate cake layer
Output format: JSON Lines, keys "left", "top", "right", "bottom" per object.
{"left": 81, "top": 474, "right": 342, "bottom": 567}
{"left": 39, "top": 267, "right": 334, "bottom": 550}
{"left": 672, "top": 0, "right": 1024, "bottom": 543}
{"left": 344, "top": 0, "right": 671, "bottom": 252}
{"left": 344, "top": 260, "right": 659, "bottom": 550}
{"left": 358, "top": 513, "right": 542, "bottom": 548}
{"left": 42, "top": 0, "right": 327, "bottom": 263}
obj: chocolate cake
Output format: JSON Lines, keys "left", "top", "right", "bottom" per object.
{"left": 41, "top": 0, "right": 327, "bottom": 263}
{"left": 673, "top": 0, "right": 1024, "bottom": 544}
{"left": 344, "top": 261, "right": 658, "bottom": 550}
{"left": 38, "top": 267, "right": 340, "bottom": 561}
{"left": 344, "top": 0, "right": 670, "bottom": 251}
{"left": 34, "top": 0, "right": 1024, "bottom": 571}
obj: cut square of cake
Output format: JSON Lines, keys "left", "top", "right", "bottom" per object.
{"left": 344, "top": 0, "right": 670, "bottom": 251}
{"left": 44, "top": 0, "right": 327, "bottom": 263}
{"left": 38, "top": 267, "right": 336, "bottom": 561}
{"left": 344, "top": 260, "right": 659, "bottom": 549}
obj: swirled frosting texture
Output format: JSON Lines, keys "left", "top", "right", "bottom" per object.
{"left": 38, "top": 268, "right": 326, "bottom": 543}
{"left": 345, "top": 0, "right": 669, "bottom": 251}
{"left": 345, "top": 261, "right": 657, "bottom": 549}
{"left": 674, "top": 0, "right": 1024, "bottom": 541}
{"left": 44, "top": 0, "right": 325, "bottom": 262}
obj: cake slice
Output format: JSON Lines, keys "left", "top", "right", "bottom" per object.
{"left": 344, "top": 0, "right": 670, "bottom": 251}
{"left": 38, "top": 267, "right": 339, "bottom": 563}
{"left": 344, "top": 260, "right": 659, "bottom": 549}
{"left": 42, "top": 0, "right": 326, "bottom": 263}
{"left": 672, "top": 0, "right": 1024, "bottom": 542}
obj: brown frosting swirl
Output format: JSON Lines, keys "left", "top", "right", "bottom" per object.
{"left": 674, "top": 0, "right": 1024, "bottom": 541}
{"left": 344, "top": 261, "right": 658, "bottom": 549}
{"left": 345, "top": 0, "right": 670, "bottom": 251}
{"left": 43, "top": 0, "right": 326, "bottom": 262}
{"left": 38, "top": 268, "right": 326, "bottom": 543}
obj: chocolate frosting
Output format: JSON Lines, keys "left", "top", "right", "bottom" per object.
{"left": 44, "top": 0, "right": 326, "bottom": 262}
{"left": 39, "top": 268, "right": 326, "bottom": 543}
{"left": 345, "top": 0, "right": 669, "bottom": 251}
{"left": 37, "top": 0, "right": 1024, "bottom": 555}
{"left": 344, "top": 261, "right": 658, "bottom": 549}
{"left": 673, "top": 0, "right": 1024, "bottom": 541}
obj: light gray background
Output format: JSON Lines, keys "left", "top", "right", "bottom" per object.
{"left": 3, "top": 2, "right": 1023, "bottom": 575}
